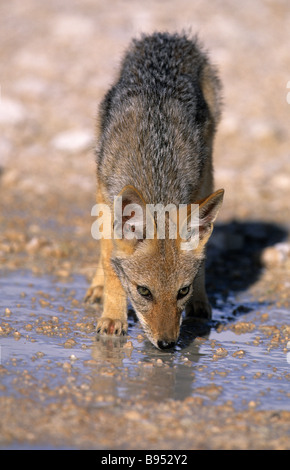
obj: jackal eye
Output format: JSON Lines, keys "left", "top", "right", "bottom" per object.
{"left": 177, "top": 285, "right": 190, "bottom": 300}
{"left": 137, "top": 286, "right": 152, "bottom": 299}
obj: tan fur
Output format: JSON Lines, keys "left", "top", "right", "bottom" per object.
{"left": 86, "top": 33, "right": 224, "bottom": 349}
{"left": 86, "top": 185, "right": 224, "bottom": 348}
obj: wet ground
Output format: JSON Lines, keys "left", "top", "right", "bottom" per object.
{"left": 0, "top": 265, "right": 290, "bottom": 449}
{"left": 1, "top": 0, "right": 290, "bottom": 450}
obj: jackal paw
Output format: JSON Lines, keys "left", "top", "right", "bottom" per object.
{"left": 84, "top": 285, "right": 103, "bottom": 304}
{"left": 96, "top": 317, "right": 128, "bottom": 336}
{"left": 185, "top": 300, "right": 212, "bottom": 321}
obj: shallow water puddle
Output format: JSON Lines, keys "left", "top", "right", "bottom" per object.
{"left": 0, "top": 270, "right": 289, "bottom": 411}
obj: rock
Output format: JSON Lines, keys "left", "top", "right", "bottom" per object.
{"left": 0, "top": 97, "right": 26, "bottom": 124}
{"left": 51, "top": 129, "right": 93, "bottom": 153}
{"left": 62, "top": 362, "right": 72, "bottom": 372}
{"left": 213, "top": 347, "right": 228, "bottom": 360}
{"left": 272, "top": 174, "right": 290, "bottom": 191}
{"left": 248, "top": 119, "right": 282, "bottom": 142}
{"left": 64, "top": 338, "right": 77, "bottom": 348}
{"left": 261, "top": 243, "right": 290, "bottom": 267}
{"left": 231, "top": 322, "right": 255, "bottom": 334}
{"left": 25, "top": 237, "right": 47, "bottom": 253}
{"left": 232, "top": 350, "right": 245, "bottom": 358}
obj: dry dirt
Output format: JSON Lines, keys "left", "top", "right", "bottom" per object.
{"left": 0, "top": 0, "right": 290, "bottom": 450}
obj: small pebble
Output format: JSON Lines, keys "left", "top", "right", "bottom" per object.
{"left": 248, "top": 400, "right": 257, "bottom": 408}
{"left": 232, "top": 350, "right": 245, "bottom": 358}
{"left": 215, "top": 347, "right": 228, "bottom": 357}
{"left": 64, "top": 338, "right": 77, "bottom": 348}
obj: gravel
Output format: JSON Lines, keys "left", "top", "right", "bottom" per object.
{"left": 0, "top": 0, "right": 289, "bottom": 450}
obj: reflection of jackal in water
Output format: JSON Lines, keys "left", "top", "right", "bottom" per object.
{"left": 86, "top": 32, "right": 224, "bottom": 349}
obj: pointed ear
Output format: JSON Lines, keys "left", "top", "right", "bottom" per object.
{"left": 113, "top": 185, "right": 147, "bottom": 254}
{"left": 179, "top": 189, "right": 224, "bottom": 251}
{"left": 198, "top": 188, "right": 224, "bottom": 245}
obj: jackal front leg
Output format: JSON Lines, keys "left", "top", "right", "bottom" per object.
{"left": 96, "top": 238, "right": 128, "bottom": 336}
{"left": 85, "top": 255, "right": 104, "bottom": 304}
{"left": 185, "top": 260, "right": 212, "bottom": 321}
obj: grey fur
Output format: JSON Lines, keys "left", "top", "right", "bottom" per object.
{"left": 97, "top": 32, "right": 222, "bottom": 206}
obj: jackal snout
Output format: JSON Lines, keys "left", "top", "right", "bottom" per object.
{"left": 136, "top": 300, "right": 183, "bottom": 350}
{"left": 155, "top": 323, "right": 180, "bottom": 349}
{"left": 157, "top": 340, "right": 176, "bottom": 350}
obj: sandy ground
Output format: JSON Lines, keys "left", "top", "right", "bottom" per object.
{"left": 0, "top": 0, "right": 290, "bottom": 450}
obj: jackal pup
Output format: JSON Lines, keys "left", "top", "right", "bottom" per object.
{"left": 86, "top": 32, "right": 224, "bottom": 349}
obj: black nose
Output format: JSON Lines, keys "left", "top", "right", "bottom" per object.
{"left": 157, "top": 340, "right": 176, "bottom": 350}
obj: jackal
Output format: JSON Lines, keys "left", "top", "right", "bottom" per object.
{"left": 86, "top": 32, "right": 224, "bottom": 349}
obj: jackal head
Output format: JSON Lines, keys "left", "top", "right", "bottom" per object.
{"left": 111, "top": 186, "right": 224, "bottom": 349}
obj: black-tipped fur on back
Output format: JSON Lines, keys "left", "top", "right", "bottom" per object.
{"left": 97, "top": 32, "right": 222, "bottom": 206}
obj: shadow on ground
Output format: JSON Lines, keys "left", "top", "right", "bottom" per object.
{"left": 207, "top": 220, "right": 288, "bottom": 298}
{"left": 177, "top": 220, "right": 288, "bottom": 348}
